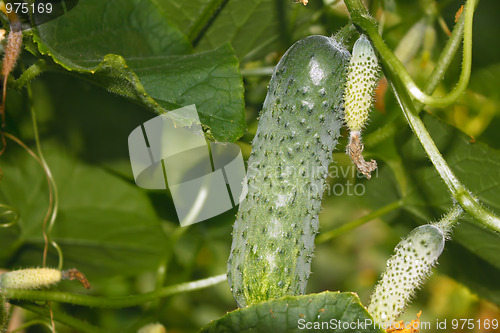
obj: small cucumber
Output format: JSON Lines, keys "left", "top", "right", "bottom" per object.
{"left": 0, "top": 268, "right": 62, "bottom": 290}
{"left": 344, "top": 35, "right": 380, "bottom": 178}
{"left": 344, "top": 35, "right": 380, "bottom": 133}
{"left": 0, "top": 268, "right": 90, "bottom": 290}
{"left": 368, "top": 224, "right": 445, "bottom": 324}
{"left": 228, "top": 35, "right": 350, "bottom": 307}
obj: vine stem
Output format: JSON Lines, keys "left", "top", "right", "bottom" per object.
{"left": 406, "top": 0, "right": 474, "bottom": 107}
{"left": 24, "top": 67, "right": 63, "bottom": 269}
{"left": 344, "top": 0, "right": 500, "bottom": 233}
{"left": 346, "top": 0, "right": 475, "bottom": 108}
{"left": 317, "top": 200, "right": 402, "bottom": 244}
{"left": 8, "top": 319, "right": 53, "bottom": 333}
{"left": 433, "top": 205, "right": 464, "bottom": 235}
{"left": 0, "top": 203, "right": 18, "bottom": 228}
{"left": 13, "top": 59, "right": 47, "bottom": 90}
{"left": 413, "top": 5, "right": 467, "bottom": 112}
{"left": 11, "top": 301, "right": 107, "bottom": 333}
{"left": 386, "top": 40, "right": 500, "bottom": 233}
{"left": 187, "top": 0, "right": 229, "bottom": 46}
{"left": 5, "top": 274, "right": 227, "bottom": 308}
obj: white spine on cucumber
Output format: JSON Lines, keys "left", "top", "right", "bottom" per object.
{"left": 368, "top": 224, "right": 445, "bottom": 324}
{"left": 344, "top": 35, "right": 380, "bottom": 178}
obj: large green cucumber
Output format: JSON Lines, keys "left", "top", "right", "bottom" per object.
{"left": 228, "top": 35, "right": 350, "bottom": 307}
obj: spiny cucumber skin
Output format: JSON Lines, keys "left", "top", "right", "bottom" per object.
{"left": 0, "top": 291, "right": 6, "bottom": 332}
{"left": 368, "top": 224, "right": 445, "bottom": 324}
{"left": 344, "top": 35, "right": 380, "bottom": 132}
{"left": 0, "top": 268, "right": 61, "bottom": 290}
{"left": 228, "top": 35, "right": 350, "bottom": 307}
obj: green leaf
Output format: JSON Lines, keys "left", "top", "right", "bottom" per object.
{"left": 125, "top": 44, "right": 245, "bottom": 141}
{"left": 469, "top": 63, "right": 500, "bottom": 100}
{"left": 199, "top": 292, "right": 385, "bottom": 333}
{"left": 152, "top": 0, "right": 213, "bottom": 37}
{"left": 168, "top": 0, "right": 282, "bottom": 60}
{"left": 363, "top": 114, "right": 500, "bottom": 304}
{"left": 439, "top": 239, "right": 500, "bottom": 306}
{"left": 27, "top": 0, "right": 245, "bottom": 142}
{"left": 195, "top": 0, "right": 279, "bottom": 60}
{"left": 32, "top": 0, "right": 192, "bottom": 69}
{"left": 452, "top": 222, "right": 500, "bottom": 269}
{"left": 0, "top": 143, "right": 167, "bottom": 280}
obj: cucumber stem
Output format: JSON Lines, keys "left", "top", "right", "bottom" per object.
{"left": 347, "top": 131, "right": 377, "bottom": 179}
{"left": 344, "top": 0, "right": 476, "bottom": 108}
{"left": 344, "top": 0, "right": 500, "bottom": 233}
{"left": 4, "top": 274, "right": 227, "bottom": 308}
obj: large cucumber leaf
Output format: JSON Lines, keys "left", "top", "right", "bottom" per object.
{"left": 0, "top": 142, "right": 167, "bottom": 280}
{"left": 200, "top": 292, "right": 385, "bottom": 333}
{"left": 155, "top": 0, "right": 283, "bottom": 60}
{"left": 24, "top": 0, "right": 245, "bottom": 142}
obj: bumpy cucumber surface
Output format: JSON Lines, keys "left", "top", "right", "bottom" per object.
{"left": 368, "top": 224, "right": 445, "bottom": 324}
{"left": 0, "top": 268, "right": 62, "bottom": 290}
{"left": 228, "top": 35, "right": 350, "bottom": 307}
{"left": 344, "top": 34, "right": 380, "bottom": 178}
{"left": 344, "top": 34, "right": 380, "bottom": 133}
